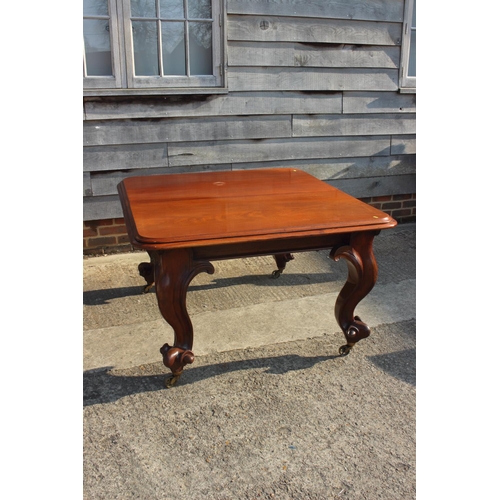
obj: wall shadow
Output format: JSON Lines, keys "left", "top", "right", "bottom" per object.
{"left": 367, "top": 348, "right": 416, "bottom": 386}
{"left": 83, "top": 271, "right": 343, "bottom": 306}
{"left": 83, "top": 352, "right": 342, "bottom": 407}
{"left": 84, "top": 286, "right": 145, "bottom": 305}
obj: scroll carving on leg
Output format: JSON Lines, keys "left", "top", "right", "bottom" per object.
{"left": 330, "top": 231, "right": 378, "bottom": 355}
{"left": 151, "top": 249, "right": 214, "bottom": 387}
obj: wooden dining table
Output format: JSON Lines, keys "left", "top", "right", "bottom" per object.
{"left": 118, "top": 168, "right": 397, "bottom": 387}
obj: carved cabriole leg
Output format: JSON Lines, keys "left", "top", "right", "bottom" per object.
{"left": 330, "top": 231, "right": 379, "bottom": 355}
{"left": 151, "top": 248, "right": 214, "bottom": 387}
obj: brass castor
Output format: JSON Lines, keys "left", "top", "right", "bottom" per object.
{"left": 164, "top": 374, "right": 181, "bottom": 388}
{"left": 339, "top": 344, "right": 353, "bottom": 356}
{"left": 271, "top": 269, "right": 283, "bottom": 279}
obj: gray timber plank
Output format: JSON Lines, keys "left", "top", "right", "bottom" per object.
{"left": 228, "top": 67, "right": 399, "bottom": 91}
{"left": 83, "top": 172, "right": 92, "bottom": 196}
{"left": 228, "top": 15, "right": 402, "bottom": 45}
{"left": 327, "top": 174, "right": 416, "bottom": 198}
{"left": 168, "top": 136, "right": 391, "bottom": 166}
{"left": 229, "top": 42, "right": 400, "bottom": 69}
{"left": 89, "top": 155, "right": 417, "bottom": 196}
{"left": 84, "top": 195, "right": 123, "bottom": 221}
{"left": 227, "top": 0, "right": 404, "bottom": 22}
{"left": 229, "top": 42, "right": 294, "bottom": 67}
{"left": 343, "top": 91, "right": 416, "bottom": 113}
{"left": 234, "top": 155, "right": 416, "bottom": 180}
{"left": 91, "top": 165, "right": 231, "bottom": 196}
{"left": 84, "top": 92, "right": 342, "bottom": 120}
{"left": 89, "top": 155, "right": 416, "bottom": 197}
{"left": 293, "top": 113, "right": 416, "bottom": 137}
{"left": 83, "top": 143, "right": 168, "bottom": 172}
{"left": 391, "top": 135, "right": 416, "bottom": 155}
{"left": 84, "top": 115, "right": 292, "bottom": 147}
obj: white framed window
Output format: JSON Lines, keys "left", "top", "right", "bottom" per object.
{"left": 83, "top": 0, "right": 225, "bottom": 94}
{"left": 400, "top": 0, "right": 416, "bottom": 92}
{"left": 83, "top": 0, "right": 122, "bottom": 89}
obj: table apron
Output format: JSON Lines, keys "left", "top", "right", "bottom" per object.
{"left": 190, "top": 230, "right": 379, "bottom": 262}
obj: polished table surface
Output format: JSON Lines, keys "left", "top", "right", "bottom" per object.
{"left": 119, "top": 168, "right": 395, "bottom": 248}
{"left": 118, "top": 168, "right": 397, "bottom": 387}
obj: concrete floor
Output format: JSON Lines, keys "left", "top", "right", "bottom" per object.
{"left": 83, "top": 222, "right": 416, "bottom": 499}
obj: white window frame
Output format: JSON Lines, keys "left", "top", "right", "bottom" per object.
{"left": 399, "top": 0, "right": 416, "bottom": 93}
{"left": 83, "top": 0, "right": 226, "bottom": 95}
{"left": 83, "top": 0, "right": 123, "bottom": 89}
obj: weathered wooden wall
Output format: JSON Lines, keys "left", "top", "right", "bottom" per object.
{"left": 83, "top": 0, "right": 415, "bottom": 221}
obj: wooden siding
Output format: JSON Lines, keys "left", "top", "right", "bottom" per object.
{"left": 226, "top": 0, "right": 404, "bottom": 22}
{"left": 226, "top": 16, "right": 402, "bottom": 45}
{"left": 227, "top": 67, "right": 399, "bottom": 92}
{"left": 83, "top": 0, "right": 415, "bottom": 221}
{"left": 228, "top": 42, "right": 400, "bottom": 68}
{"left": 84, "top": 92, "right": 343, "bottom": 120}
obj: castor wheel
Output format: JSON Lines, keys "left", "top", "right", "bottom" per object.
{"left": 271, "top": 269, "right": 283, "bottom": 279}
{"left": 339, "top": 344, "right": 353, "bottom": 356}
{"left": 164, "top": 374, "right": 180, "bottom": 388}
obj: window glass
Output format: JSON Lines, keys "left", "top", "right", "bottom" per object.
{"left": 83, "top": 19, "right": 113, "bottom": 76}
{"left": 83, "top": 0, "right": 109, "bottom": 16}
{"left": 189, "top": 22, "right": 212, "bottom": 75}
{"left": 132, "top": 21, "right": 159, "bottom": 75}
{"left": 162, "top": 22, "right": 186, "bottom": 75}
{"left": 408, "top": 1, "right": 416, "bottom": 77}
{"left": 188, "top": 0, "right": 211, "bottom": 18}
{"left": 131, "top": 0, "right": 156, "bottom": 18}
{"left": 160, "top": 0, "right": 184, "bottom": 18}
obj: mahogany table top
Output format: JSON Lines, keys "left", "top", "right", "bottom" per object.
{"left": 118, "top": 168, "right": 397, "bottom": 249}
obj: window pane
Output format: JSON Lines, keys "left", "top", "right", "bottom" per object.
{"left": 132, "top": 21, "right": 159, "bottom": 75}
{"left": 408, "top": 30, "right": 416, "bottom": 76}
{"left": 131, "top": 0, "right": 156, "bottom": 18}
{"left": 188, "top": 0, "right": 211, "bottom": 19}
{"left": 83, "top": 0, "right": 108, "bottom": 16}
{"left": 160, "top": 0, "right": 184, "bottom": 18}
{"left": 189, "top": 22, "right": 212, "bottom": 75}
{"left": 408, "top": 1, "right": 416, "bottom": 77}
{"left": 84, "top": 19, "right": 113, "bottom": 76}
{"left": 162, "top": 22, "right": 186, "bottom": 75}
